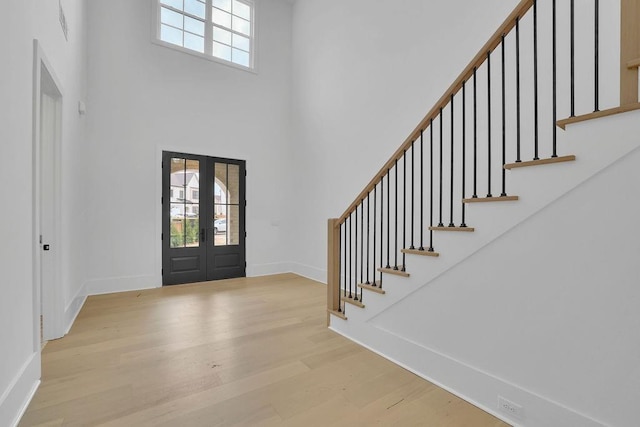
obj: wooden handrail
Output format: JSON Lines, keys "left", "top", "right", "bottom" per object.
{"left": 337, "top": 0, "right": 534, "bottom": 226}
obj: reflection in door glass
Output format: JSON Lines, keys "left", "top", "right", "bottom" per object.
{"left": 228, "top": 164, "right": 240, "bottom": 204}
{"left": 170, "top": 157, "right": 200, "bottom": 248}
{"left": 213, "top": 162, "right": 240, "bottom": 246}
{"left": 229, "top": 205, "right": 240, "bottom": 245}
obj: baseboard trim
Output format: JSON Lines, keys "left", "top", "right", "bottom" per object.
{"left": 0, "top": 352, "right": 40, "bottom": 427}
{"left": 288, "top": 262, "right": 326, "bottom": 284}
{"left": 329, "top": 324, "right": 605, "bottom": 427}
{"left": 64, "top": 283, "right": 87, "bottom": 334}
{"left": 85, "top": 275, "right": 157, "bottom": 296}
{"left": 246, "top": 262, "right": 292, "bottom": 278}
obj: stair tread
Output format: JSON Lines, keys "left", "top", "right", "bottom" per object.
{"left": 627, "top": 57, "right": 640, "bottom": 69}
{"left": 401, "top": 248, "right": 440, "bottom": 257}
{"left": 504, "top": 155, "right": 576, "bottom": 170}
{"left": 327, "top": 309, "right": 347, "bottom": 320}
{"left": 358, "top": 283, "right": 386, "bottom": 294}
{"left": 343, "top": 297, "right": 365, "bottom": 308}
{"left": 463, "top": 195, "right": 519, "bottom": 203}
{"left": 377, "top": 267, "right": 410, "bottom": 277}
{"left": 429, "top": 226, "right": 475, "bottom": 232}
{"left": 557, "top": 104, "right": 640, "bottom": 129}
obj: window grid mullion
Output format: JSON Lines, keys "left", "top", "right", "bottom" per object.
{"left": 204, "top": 0, "right": 213, "bottom": 55}
{"left": 160, "top": 4, "right": 206, "bottom": 23}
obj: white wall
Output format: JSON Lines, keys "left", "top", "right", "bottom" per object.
{"left": 0, "top": 0, "right": 88, "bottom": 425}
{"left": 85, "top": 0, "right": 294, "bottom": 293}
{"left": 290, "top": 0, "right": 521, "bottom": 281}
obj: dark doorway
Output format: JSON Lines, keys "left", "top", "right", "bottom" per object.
{"left": 162, "top": 151, "right": 246, "bottom": 285}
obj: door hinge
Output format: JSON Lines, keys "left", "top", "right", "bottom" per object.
{"left": 161, "top": 232, "right": 163, "bottom": 241}
{"left": 161, "top": 196, "right": 164, "bottom": 205}
{"left": 245, "top": 169, "right": 247, "bottom": 177}
{"left": 161, "top": 268, "right": 164, "bottom": 275}
{"left": 161, "top": 161, "right": 164, "bottom": 169}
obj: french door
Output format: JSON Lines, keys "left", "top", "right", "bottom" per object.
{"left": 162, "top": 151, "right": 246, "bottom": 285}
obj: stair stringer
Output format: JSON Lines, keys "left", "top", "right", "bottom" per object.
{"left": 330, "top": 110, "right": 640, "bottom": 426}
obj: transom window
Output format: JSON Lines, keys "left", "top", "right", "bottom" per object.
{"left": 157, "top": 0, "right": 254, "bottom": 69}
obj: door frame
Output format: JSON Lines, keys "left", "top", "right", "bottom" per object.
{"left": 156, "top": 148, "right": 248, "bottom": 285}
{"left": 32, "top": 40, "right": 64, "bottom": 346}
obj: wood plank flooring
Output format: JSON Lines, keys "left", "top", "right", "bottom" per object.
{"left": 20, "top": 273, "right": 509, "bottom": 427}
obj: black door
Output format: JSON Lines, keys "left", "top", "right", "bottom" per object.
{"left": 162, "top": 152, "right": 246, "bottom": 285}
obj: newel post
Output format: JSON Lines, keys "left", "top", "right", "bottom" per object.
{"left": 620, "top": 0, "right": 640, "bottom": 105}
{"left": 327, "top": 218, "right": 340, "bottom": 325}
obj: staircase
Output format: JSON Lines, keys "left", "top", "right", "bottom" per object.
{"left": 326, "top": 0, "right": 640, "bottom": 425}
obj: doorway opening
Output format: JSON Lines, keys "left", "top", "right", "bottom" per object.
{"left": 32, "top": 40, "right": 64, "bottom": 349}
{"left": 162, "top": 151, "right": 246, "bottom": 285}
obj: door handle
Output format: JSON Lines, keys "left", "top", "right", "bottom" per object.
{"left": 43, "top": 244, "right": 50, "bottom": 251}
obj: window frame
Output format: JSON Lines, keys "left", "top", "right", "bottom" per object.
{"left": 151, "top": 0, "right": 257, "bottom": 72}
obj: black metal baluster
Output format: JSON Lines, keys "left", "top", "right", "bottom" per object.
{"left": 338, "top": 224, "right": 346, "bottom": 313}
{"left": 594, "top": 0, "right": 599, "bottom": 112}
{"left": 473, "top": 68, "right": 478, "bottom": 198}
{"left": 354, "top": 204, "right": 359, "bottom": 301}
{"left": 402, "top": 152, "right": 407, "bottom": 271}
{"left": 533, "top": 0, "right": 540, "bottom": 160}
{"left": 501, "top": 35, "right": 507, "bottom": 197}
{"left": 552, "top": 0, "right": 558, "bottom": 158}
{"left": 419, "top": 130, "right": 424, "bottom": 251}
{"left": 429, "top": 120, "right": 435, "bottom": 251}
{"left": 360, "top": 201, "right": 364, "bottom": 286}
{"left": 379, "top": 177, "right": 384, "bottom": 287}
{"left": 348, "top": 214, "right": 352, "bottom": 299}
{"left": 343, "top": 221, "right": 347, "bottom": 298}
{"left": 449, "top": 94, "right": 455, "bottom": 227}
{"left": 394, "top": 159, "right": 399, "bottom": 270}
{"left": 570, "top": 0, "right": 575, "bottom": 117}
{"left": 372, "top": 185, "right": 377, "bottom": 286}
{"left": 410, "top": 142, "right": 415, "bottom": 250}
{"left": 366, "top": 193, "right": 370, "bottom": 285}
{"left": 438, "top": 110, "right": 444, "bottom": 227}
{"left": 461, "top": 80, "right": 467, "bottom": 227}
{"left": 487, "top": 50, "right": 493, "bottom": 197}
{"left": 516, "top": 17, "right": 522, "bottom": 162}
{"left": 386, "top": 171, "right": 391, "bottom": 270}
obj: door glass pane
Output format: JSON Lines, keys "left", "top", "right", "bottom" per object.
{"left": 214, "top": 163, "right": 228, "bottom": 203}
{"left": 213, "top": 207, "right": 227, "bottom": 246}
{"left": 170, "top": 157, "right": 200, "bottom": 248}
{"left": 228, "top": 205, "right": 240, "bottom": 245}
{"left": 228, "top": 164, "right": 240, "bottom": 204}
{"left": 170, "top": 216, "right": 185, "bottom": 248}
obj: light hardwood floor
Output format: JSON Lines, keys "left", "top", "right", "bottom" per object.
{"left": 20, "top": 273, "right": 509, "bottom": 427}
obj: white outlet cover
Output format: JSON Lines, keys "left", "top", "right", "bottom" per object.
{"left": 498, "top": 395, "right": 524, "bottom": 420}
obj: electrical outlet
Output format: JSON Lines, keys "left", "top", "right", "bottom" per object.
{"left": 498, "top": 396, "right": 524, "bottom": 420}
